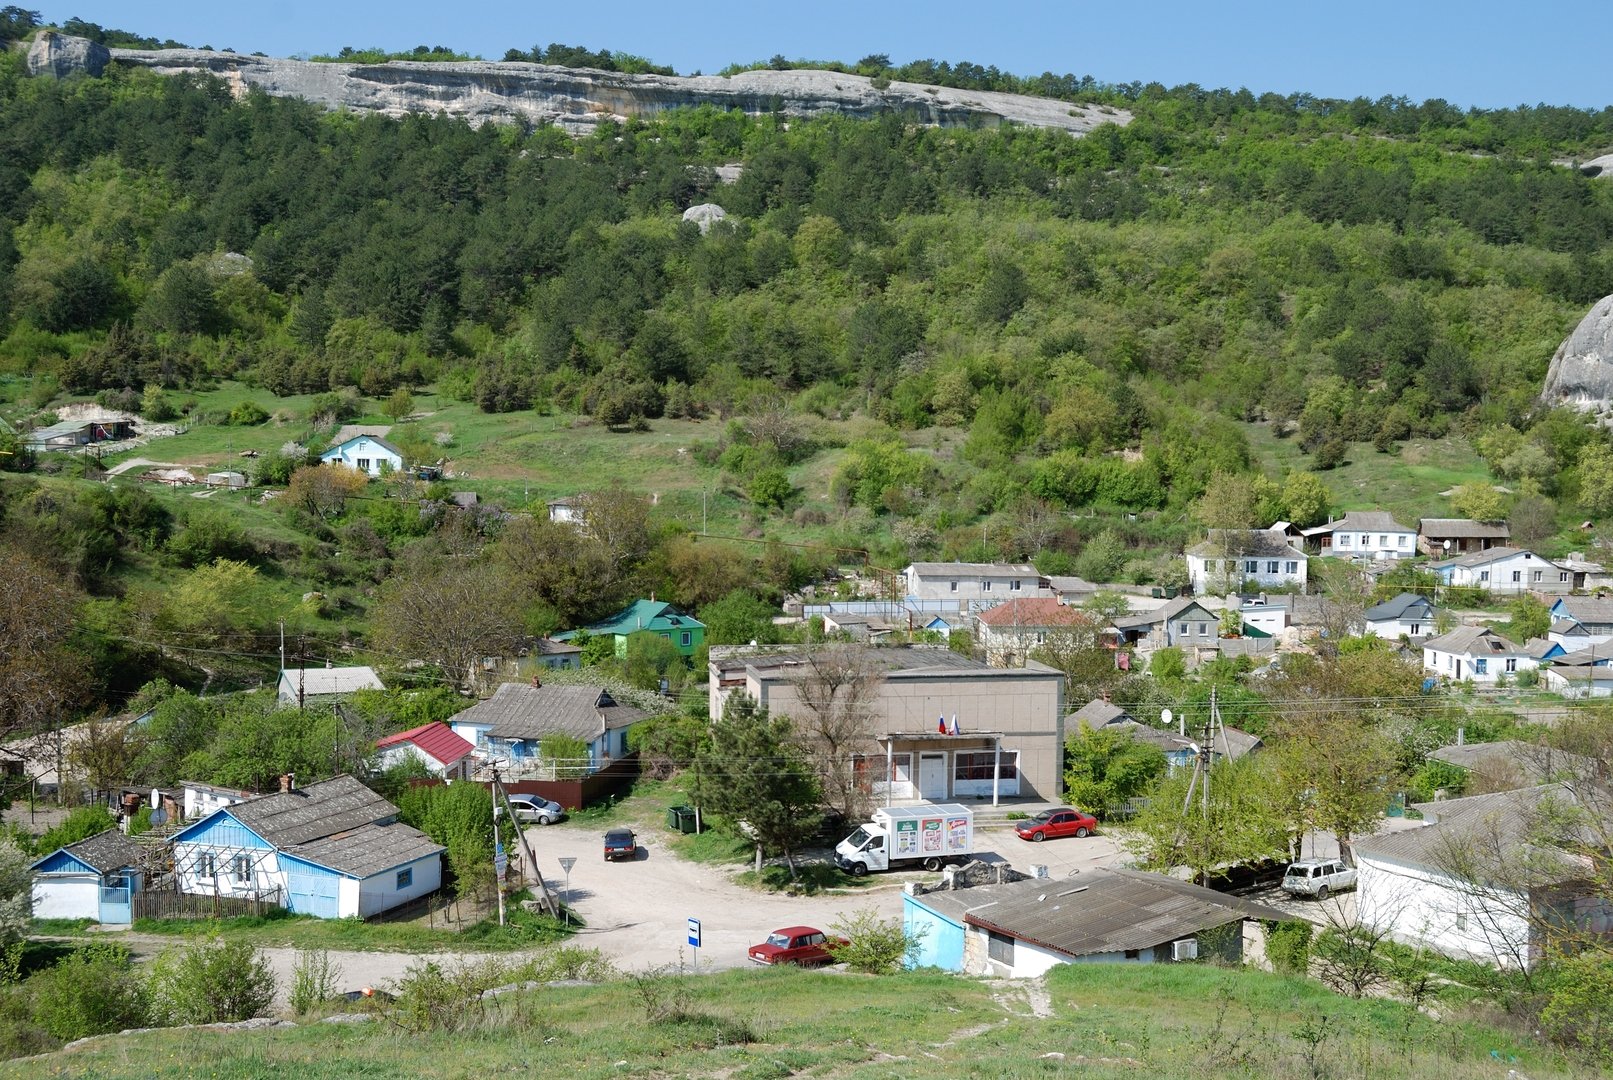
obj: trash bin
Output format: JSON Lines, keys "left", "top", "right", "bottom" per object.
{"left": 669, "top": 805, "right": 698, "bottom": 834}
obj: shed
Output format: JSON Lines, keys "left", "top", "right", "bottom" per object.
{"left": 205, "top": 470, "right": 248, "bottom": 489}
{"left": 376, "top": 721, "right": 475, "bottom": 779}
{"left": 31, "top": 828, "right": 144, "bottom": 923}
{"left": 276, "top": 665, "right": 385, "bottom": 706}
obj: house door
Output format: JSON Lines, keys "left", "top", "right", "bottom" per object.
{"left": 919, "top": 753, "right": 949, "bottom": 800}
{"left": 286, "top": 864, "right": 341, "bottom": 918}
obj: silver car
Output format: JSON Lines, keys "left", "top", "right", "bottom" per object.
{"left": 506, "top": 794, "right": 566, "bottom": 825}
{"left": 1281, "top": 858, "right": 1357, "bottom": 900}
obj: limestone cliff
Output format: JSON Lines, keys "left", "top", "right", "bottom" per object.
{"left": 27, "top": 33, "right": 1129, "bottom": 136}
{"left": 1542, "top": 294, "right": 1613, "bottom": 418}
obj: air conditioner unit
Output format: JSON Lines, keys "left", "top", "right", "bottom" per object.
{"left": 1170, "top": 938, "right": 1199, "bottom": 962}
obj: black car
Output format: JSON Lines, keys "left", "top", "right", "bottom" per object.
{"left": 604, "top": 827, "right": 638, "bottom": 861}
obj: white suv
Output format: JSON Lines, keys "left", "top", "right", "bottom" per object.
{"left": 1281, "top": 859, "right": 1357, "bottom": 900}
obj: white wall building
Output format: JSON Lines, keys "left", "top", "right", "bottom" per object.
{"left": 903, "top": 562, "right": 1049, "bottom": 603}
{"left": 1186, "top": 531, "right": 1308, "bottom": 595}
{"left": 1421, "top": 626, "right": 1535, "bottom": 684}
{"left": 1303, "top": 511, "right": 1417, "bottom": 560}
{"left": 1430, "top": 548, "right": 1571, "bottom": 596}
{"left": 320, "top": 433, "right": 403, "bottom": 478}
{"left": 1364, "top": 593, "right": 1437, "bottom": 640}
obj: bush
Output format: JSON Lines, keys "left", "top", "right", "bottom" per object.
{"left": 826, "top": 908, "right": 924, "bottom": 974}
{"left": 289, "top": 949, "right": 343, "bottom": 1017}
{"left": 1265, "top": 920, "right": 1313, "bottom": 975}
{"left": 149, "top": 937, "right": 276, "bottom": 1024}
{"left": 227, "top": 400, "right": 270, "bottom": 426}
{"left": 35, "top": 806, "right": 117, "bottom": 857}
{"left": 1541, "top": 952, "right": 1613, "bottom": 1067}
{"left": 390, "top": 956, "right": 526, "bottom": 1032}
{"left": 29, "top": 943, "right": 149, "bottom": 1040}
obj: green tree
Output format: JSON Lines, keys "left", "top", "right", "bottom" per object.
{"left": 1579, "top": 442, "right": 1613, "bottom": 516}
{"left": 370, "top": 555, "right": 523, "bottom": 692}
{"left": 1282, "top": 471, "right": 1331, "bottom": 526}
{"left": 1125, "top": 755, "right": 1291, "bottom": 883}
{"left": 1507, "top": 595, "right": 1551, "bottom": 643}
{"left": 690, "top": 694, "right": 822, "bottom": 877}
{"left": 1449, "top": 481, "right": 1507, "bottom": 521}
{"left": 385, "top": 387, "right": 416, "bottom": 423}
{"left": 1063, "top": 727, "right": 1167, "bottom": 819}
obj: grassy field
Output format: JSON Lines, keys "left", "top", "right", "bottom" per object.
{"left": 6, "top": 961, "right": 1583, "bottom": 1079}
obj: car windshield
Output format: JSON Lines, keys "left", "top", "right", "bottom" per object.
{"left": 1284, "top": 866, "right": 1307, "bottom": 877}
{"left": 845, "top": 827, "right": 871, "bottom": 849}
{"left": 1031, "top": 810, "right": 1057, "bottom": 823}
{"left": 766, "top": 933, "right": 792, "bottom": 948}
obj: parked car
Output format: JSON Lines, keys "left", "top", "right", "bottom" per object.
{"left": 748, "top": 926, "right": 847, "bottom": 967}
{"left": 506, "top": 794, "right": 566, "bottom": 825}
{"left": 603, "top": 827, "right": 638, "bottom": 861}
{"left": 1281, "top": 858, "right": 1357, "bottom": 900}
{"left": 1014, "top": 807, "right": 1098, "bottom": 842}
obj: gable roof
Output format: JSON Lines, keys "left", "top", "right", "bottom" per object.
{"left": 923, "top": 868, "right": 1290, "bottom": 959}
{"left": 1429, "top": 546, "right": 1555, "bottom": 571}
{"left": 1422, "top": 625, "right": 1523, "bottom": 655}
{"left": 1111, "top": 596, "right": 1214, "bottom": 631}
{"left": 1551, "top": 596, "right": 1613, "bottom": 625}
{"left": 1428, "top": 741, "right": 1602, "bottom": 786}
{"left": 1418, "top": 518, "right": 1510, "bottom": 541}
{"left": 1187, "top": 530, "right": 1306, "bottom": 560}
{"left": 277, "top": 666, "right": 385, "bottom": 697}
{"left": 31, "top": 828, "right": 142, "bottom": 874}
{"left": 376, "top": 721, "right": 474, "bottom": 767}
{"left": 906, "top": 562, "right": 1040, "bottom": 578}
{"left": 324, "top": 432, "right": 403, "bottom": 457}
{"left": 976, "top": 598, "right": 1090, "bottom": 629}
{"left": 209, "top": 775, "right": 398, "bottom": 849}
{"left": 283, "top": 820, "right": 444, "bottom": 879}
{"left": 1068, "top": 699, "right": 1135, "bottom": 732}
{"left": 1303, "top": 511, "right": 1413, "bottom": 536}
{"left": 559, "top": 600, "right": 704, "bottom": 639}
{"left": 451, "top": 682, "right": 647, "bottom": 742}
{"left": 328, "top": 424, "right": 392, "bottom": 447}
{"left": 1365, "top": 593, "right": 1435, "bottom": 622}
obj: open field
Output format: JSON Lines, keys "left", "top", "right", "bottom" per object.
{"left": 5, "top": 960, "right": 1582, "bottom": 1079}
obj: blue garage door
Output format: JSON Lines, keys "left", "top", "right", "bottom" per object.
{"left": 285, "top": 864, "right": 341, "bottom": 918}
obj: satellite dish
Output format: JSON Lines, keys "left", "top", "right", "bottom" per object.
{"left": 1443, "top": 539, "right": 1452, "bottom": 551}
{"left": 1160, "top": 708, "right": 1174, "bottom": 728}
{"left": 150, "top": 788, "right": 162, "bottom": 809}
{"left": 150, "top": 808, "right": 167, "bottom": 826}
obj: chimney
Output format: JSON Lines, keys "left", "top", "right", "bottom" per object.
{"left": 531, "top": 674, "right": 542, "bottom": 689}
{"left": 325, "top": 659, "right": 333, "bottom": 668}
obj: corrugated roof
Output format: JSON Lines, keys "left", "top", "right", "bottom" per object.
{"left": 922, "top": 869, "right": 1291, "bottom": 958}
{"left": 559, "top": 600, "right": 704, "bottom": 639}
{"left": 1553, "top": 597, "right": 1613, "bottom": 625}
{"left": 278, "top": 666, "right": 385, "bottom": 697}
{"left": 26, "top": 419, "right": 94, "bottom": 440}
{"left": 1304, "top": 511, "right": 1413, "bottom": 535}
{"left": 376, "top": 721, "right": 474, "bottom": 767}
{"left": 32, "top": 828, "right": 142, "bottom": 873}
{"left": 325, "top": 431, "right": 402, "bottom": 456}
{"left": 225, "top": 775, "right": 398, "bottom": 848}
{"left": 976, "top": 598, "right": 1091, "bottom": 628}
{"left": 453, "top": 682, "right": 646, "bottom": 742}
{"left": 1430, "top": 546, "right": 1552, "bottom": 571}
{"left": 1419, "top": 518, "right": 1510, "bottom": 540}
{"left": 1423, "top": 625, "right": 1522, "bottom": 655}
{"left": 906, "top": 562, "right": 1040, "bottom": 577}
{"left": 1428, "top": 741, "right": 1601, "bottom": 783}
{"left": 1069, "top": 699, "right": 1134, "bottom": 731}
{"left": 284, "top": 821, "right": 443, "bottom": 879}
{"left": 1365, "top": 593, "right": 1434, "bottom": 622}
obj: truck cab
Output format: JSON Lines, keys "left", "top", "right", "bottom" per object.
{"left": 834, "top": 825, "right": 889, "bottom": 875}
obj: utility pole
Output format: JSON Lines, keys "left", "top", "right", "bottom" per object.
{"left": 491, "top": 788, "right": 506, "bottom": 927}
{"left": 490, "top": 769, "right": 557, "bottom": 917}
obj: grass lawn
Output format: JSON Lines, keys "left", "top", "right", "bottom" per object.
{"left": 6, "top": 961, "right": 1580, "bottom": 1079}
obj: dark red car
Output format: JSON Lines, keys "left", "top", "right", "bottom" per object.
{"left": 748, "top": 926, "right": 846, "bottom": 966}
{"left": 1014, "top": 807, "right": 1098, "bottom": 842}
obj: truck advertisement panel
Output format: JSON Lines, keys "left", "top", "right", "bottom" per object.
{"left": 922, "top": 818, "right": 942, "bottom": 852}
{"left": 894, "top": 817, "right": 920, "bottom": 856}
{"left": 946, "top": 816, "right": 970, "bottom": 852}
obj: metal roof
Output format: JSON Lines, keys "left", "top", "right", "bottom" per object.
{"left": 1068, "top": 699, "right": 1134, "bottom": 731}
{"left": 1418, "top": 518, "right": 1510, "bottom": 540}
{"left": 906, "top": 562, "right": 1041, "bottom": 577}
{"left": 1187, "top": 530, "right": 1307, "bottom": 559}
{"left": 277, "top": 666, "right": 385, "bottom": 697}
{"left": 920, "top": 868, "right": 1292, "bottom": 958}
{"left": 1429, "top": 546, "right": 1554, "bottom": 571}
{"left": 1552, "top": 597, "right": 1613, "bottom": 625}
{"left": 1364, "top": 593, "right": 1434, "bottom": 622}
{"left": 376, "top": 721, "right": 474, "bottom": 766}
{"left": 1422, "top": 625, "right": 1522, "bottom": 655}
{"left": 32, "top": 828, "right": 142, "bottom": 873}
{"left": 1303, "top": 511, "right": 1414, "bottom": 535}
{"left": 284, "top": 821, "right": 443, "bottom": 879}
{"left": 453, "top": 682, "right": 647, "bottom": 742}
{"left": 1428, "top": 741, "right": 1601, "bottom": 783}
{"left": 225, "top": 775, "right": 398, "bottom": 848}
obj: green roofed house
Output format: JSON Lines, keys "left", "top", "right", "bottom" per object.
{"left": 556, "top": 600, "right": 706, "bottom": 660}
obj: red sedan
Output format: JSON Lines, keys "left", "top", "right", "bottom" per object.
{"left": 1014, "top": 807, "right": 1098, "bottom": 842}
{"left": 748, "top": 926, "right": 846, "bottom": 966}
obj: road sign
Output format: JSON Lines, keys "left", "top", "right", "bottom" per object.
{"left": 687, "top": 917, "right": 701, "bottom": 949}
{"left": 558, "top": 856, "right": 577, "bottom": 874}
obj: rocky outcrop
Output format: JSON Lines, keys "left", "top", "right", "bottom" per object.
{"left": 26, "top": 30, "right": 110, "bottom": 78}
{"left": 30, "top": 36, "right": 1129, "bottom": 137}
{"left": 682, "top": 203, "right": 728, "bottom": 234}
{"left": 1542, "top": 294, "right": 1613, "bottom": 417}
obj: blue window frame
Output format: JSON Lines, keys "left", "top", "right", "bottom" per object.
{"left": 396, "top": 867, "right": 413, "bottom": 889}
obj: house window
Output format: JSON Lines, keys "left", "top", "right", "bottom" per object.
{"left": 1455, "top": 913, "right": 1467, "bottom": 931}
{"left": 356, "top": 457, "right": 371, "bottom": 472}
{"left": 397, "top": 868, "right": 413, "bottom": 890}
{"left": 1243, "top": 561, "right": 1257, "bottom": 574}
{"left": 1532, "top": 570, "right": 1542, "bottom": 583}
{"left": 680, "top": 631, "right": 692, "bottom": 647}
{"left": 1398, "top": 535, "right": 1408, "bottom": 548}
{"left": 1561, "top": 572, "right": 1571, "bottom": 583}
{"left": 1337, "top": 534, "right": 1351, "bottom": 547}
{"left": 659, "top": 632, "right": 670, "bottom": 640}
{"left": 855, "top": 752, "right": 912, "bottom": 789}
{"left": 1512, "top": 571, "right": 1521, "bottom": 583}
{"left": 1379, "top": 535, "right": 1389, "bottom": 547}
{"left": 232, "top": 855, "right": 251, "bottom": 885}
{"left": 1266, "top": 561, "right": 1279, "bottom": 574}
{"left": 955, "top": 752, "right": 1018, "bottom": 781}
{"left": 987, "top": 931, "right": 1015, "bottom": 965}
{"left": 1506, "top": 658, "right": 1517, "bottom": 673}
{"left": 1474, "top": 658, "right": 1488, "bottom": 675}
{"left": 1195, "top": 622, "right": 1208, "bottom": 637}
{"left": 950, "top": 581, "right": 958, "bottom": 592}
{"left": 1010, "top": 580, "right": 1022, "bottom": 591}
{"left": 1177, "top": 622, "right": 1190, "bottom": 637}
{"left": 1479, "top": 571, "right": 1489, "bottom": 582}
{"left": 1124, "top": 949, "right": 1141, "bottom": 959}
{"left": 197, "top": 853, "right": 216, "bottom": 881}
{"left": 1285, "top": 560, "right": 1299, "bottom": 574}
{"left": 1410, "top": 624, "right": 1421, "bottom": 636}
{"left": 982, "top": 581, "right": 993, "bottom": 592}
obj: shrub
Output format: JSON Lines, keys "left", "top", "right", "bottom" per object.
{"left": 1541, "top": 952, "right": 1613, "bottom": 1067}
{"left": 390, "top": 956, "right": 526, "bottom": 1032}
{"left": 826, "top": 908, "right": 925, "bottom": 974}
{"left": 227, "top": 400, "right": 270, "bottom": 426}
{"left": 289, "top": 949, "right": 343, "bottom": 1017}
{"left": 149, "top": 937, "right": 276, "bottom": 1024}
{"left": 1265, "top": 920, "right": 1313, "bottom": 975}
{"left": 35, "top": 806, "right": 117, "bottom": 857}
{"left": 29, "top": 943, "right": 149, "bottom": 1040}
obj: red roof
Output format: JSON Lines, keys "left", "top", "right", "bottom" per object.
{"left": 376, "top": 721, "right": 474, "bottom": 767}
{"left": 976, "top": 598, "right": 1092, "bottom": 628}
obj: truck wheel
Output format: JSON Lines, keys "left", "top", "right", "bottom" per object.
{"left": 849, "top": 861, "right": 868, "bottom": 877}
{"left": 1031, "top": 831, "right": 1045, "bottom": 842}
{"left": 1075, "top": 827, "right": 1090, "bottom": 838}
{"left": 923, "top": 857, "right": 943, "bottom": 872}
{"left": 1316, "top": 885, "right": 1329, "bottom": 901}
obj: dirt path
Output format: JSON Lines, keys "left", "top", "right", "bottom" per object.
{"left": 104, "top": 456, "right": 190, "bottom": 477}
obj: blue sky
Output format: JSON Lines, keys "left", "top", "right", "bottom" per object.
{"left": 43, "top": 2, "right": 1610, "bottom": 111}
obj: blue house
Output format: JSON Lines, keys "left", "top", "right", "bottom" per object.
{"left": 169, "top": 775, "right": 443, "bottom": 919}
{"left": 448, "top": 681, "right": 648, "bottom": 772}
{"left": 31, "top": 829, "right": 144, "bottom": 924}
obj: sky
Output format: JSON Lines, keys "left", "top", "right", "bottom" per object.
{"left": 38, "top": 2, "right": 1612, "bottom": 111}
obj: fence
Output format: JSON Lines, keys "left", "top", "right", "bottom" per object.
{"left": 132, "top": 887, "right": 284, "bottom": 921}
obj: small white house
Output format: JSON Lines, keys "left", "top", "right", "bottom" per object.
{"left": 205, "top": 470, "right": 248, "bottom": 489}
{"left": 276, "top": 665, "right": 385, "bottom": 707}
{"left": 1364, "top": 593, "right": 1436, "bottom": 640}
{"left": 375, "top": 721, "right": 475, "bottom": 780}
{"left": 547, "top": 497, "right": 586, "bottom": 526}
{"left": 31, "top": 829, "right": 144, "bottom": 923}
{"left": 1303, "top": 511, "right": 1417, "bottom": 560}
{"left": 903, "top": 562, "right": 1049, "bottom": 603}
{"left": 1186, "top": 531, "right": 1307, "bottom": 595}
{"left": 1429, "top": 548, "right": 1571, "bottom": 596}
{"left": 180, "top": 780, "right": 259, "bottom": 822}
{"left": 1547, "top": 596, "right": 1613, "bottom": 648}
{"left": 1541, "top": 666, "right": 1613, "bottom": 698}
{"left": 1421, "top": 626, "right": 1536, "bottom": 683}
{"left": 1239, "top": 594, "right": 1291, "bottom": 636}
{"left": 320, "top": 434, "right": 403, "bottom": 478}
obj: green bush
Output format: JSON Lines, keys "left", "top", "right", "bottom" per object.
{"left": 149, "top": 937, "right": 276, "bottom": 1024}
{"left": 227, "top": 400, "right": 270, "bottom": 426}
{"left": 35, "top": 806, "right": 117, "bottom": 857}
{"left": 1265, "top": 920, "right": 1313, "bottom": 975}
{"left": 289, "top": 949, "right": 343, "bottom": 1017}
{"left": 826, "top": 908, "right": 924, "bottom": 974}
{"left": 29, "top": 943, "right": 149, "bottom": 1040}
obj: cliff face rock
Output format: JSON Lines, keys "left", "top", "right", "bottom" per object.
{"left": 26, "top": 31, "right": 110, "bottom": 78}
{"left": 1543, "top": 294, "right": 1613, "bottom": 417}
{"left": 29, "top": 37, "right": 1129, "bottom": 136}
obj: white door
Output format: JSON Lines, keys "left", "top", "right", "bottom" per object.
{"left": 919, "top": 753, "right": 948, "bottom": 800}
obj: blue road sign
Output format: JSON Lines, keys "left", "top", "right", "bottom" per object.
{"left": 687, "top": 917, "right": 701, "bottom": 948}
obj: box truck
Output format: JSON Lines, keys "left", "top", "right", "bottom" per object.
{"left": 834, "top": 803, "right": 975, "bottom": 875}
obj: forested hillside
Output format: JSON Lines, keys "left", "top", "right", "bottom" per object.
{"left": 5, "top": 17, "right": 1613, "bottom": 709}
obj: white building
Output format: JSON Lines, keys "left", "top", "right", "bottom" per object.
{"left": 1421, "top": 626, "right": 1535, "bottom": 683}
{"left": 1547, "top": 596, "right": 1613, "bottom": 649}
{"left": 276, "top": 665, "right": 385, "bottom": 707}
{"left": 1541, "top": 666, "right": 1613, "bottom": 698}
{"left": 547, "top": 497, "right": 585, "bottom": 526}
{"left": 1303, "top": 511, "right": 1417, "bottom": 560}
{"left": 974, "top": 597, "right": 1093, "bottom": 666}
{"left": 903, "top": 562, "right": 1049, "bottom": 603}
{"left": 1185, "top": 531, "right": 1308, "bottom": 595}
{"left": 375, "top": 721, "right": 475, "bottom": 780}
{"left": 180, "top": 780, "right": 259, "bottom": 822}
{"left": 320, "top": 433, "right": 403, "bottom": 478}
{"left": 1238, "top": 595, "right": 1291, "bottom": 637}
{"left": 1363, "top": 593, "right": 1437, "bottom": 640}
{"left": 1429, "top": 548, "right": 1571, "bottom": 596}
